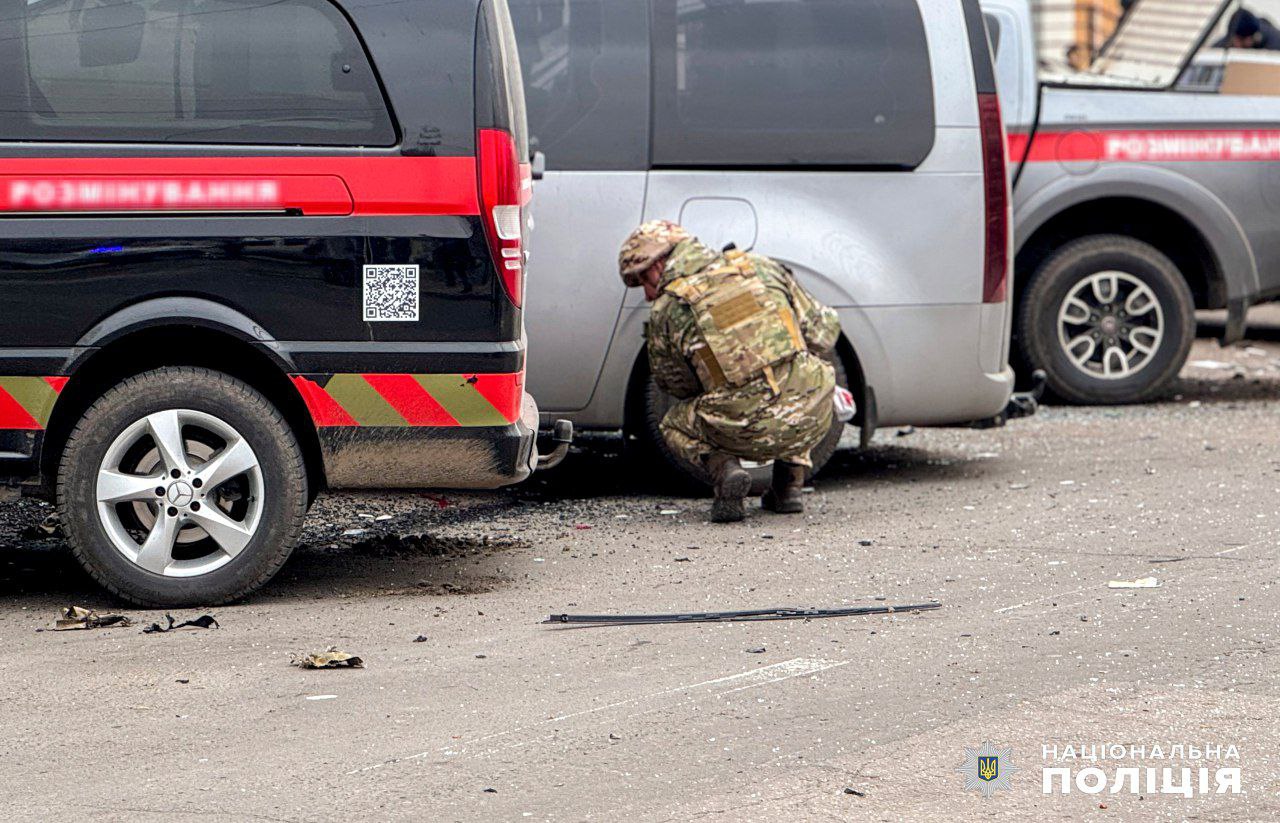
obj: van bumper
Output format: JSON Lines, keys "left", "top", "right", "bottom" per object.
{"left": 837, "top": 304, "right": 1014, "bottom": 428}
{"left": 318, "top": 394, "right": 539, "bottom": 490}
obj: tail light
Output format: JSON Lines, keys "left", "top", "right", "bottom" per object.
{"left": 478, "top": 128, "right": 530, "bottom": 308}
{"left": 978, "top": 92, "right": 1010, "bottom": 304}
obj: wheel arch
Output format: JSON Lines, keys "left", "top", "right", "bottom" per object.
{"left": 43, "top": 309, "right": 324, "bottom": 499}
{"left": 1014, "top": 169, "right": 1257, "bottom": 313}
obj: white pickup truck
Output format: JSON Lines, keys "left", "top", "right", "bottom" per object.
{"left": 985, "top": 0, "right": 1280, "bottom": 403}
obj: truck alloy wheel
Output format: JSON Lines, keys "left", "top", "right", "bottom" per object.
{"left": 1056, "top": 271, "right": 1164, "bottom": 381}
{"left": 1018, "top": 235, "right": 1195, "bottom": 406}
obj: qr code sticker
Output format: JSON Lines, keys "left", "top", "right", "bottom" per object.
{"left": 363, "top": 264, "right": 420, "bottom": 322}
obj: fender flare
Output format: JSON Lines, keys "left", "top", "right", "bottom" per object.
{"left": 66, "top": 297, "right": 292, "bottom": 374}
{"left": 1014, "top": 164, "right": 1259, "bottom": 304}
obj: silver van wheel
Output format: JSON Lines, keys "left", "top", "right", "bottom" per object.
{"left": 1056, "top": 271, "right": 1164, "bottom": 380}
{"left": 95, "top": 409, "right": 264, "bottom": 578}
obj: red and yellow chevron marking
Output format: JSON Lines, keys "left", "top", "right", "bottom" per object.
{"left": 0, "top": 377, "right": 66, "bottom": 430}
{"left": 291, "top": 373, "right": 523, "bottom": 428}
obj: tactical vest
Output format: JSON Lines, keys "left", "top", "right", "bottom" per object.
{"left": 663, "top": 249, "right": 806, "bottom": 394}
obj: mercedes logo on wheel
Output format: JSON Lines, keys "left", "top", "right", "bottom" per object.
{"left": 166, "top": 481, "right": 194, "bottom": 508}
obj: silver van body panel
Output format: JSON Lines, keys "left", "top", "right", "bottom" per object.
{"left": 521, "top": 0, "right": 1013, "bottom": 429}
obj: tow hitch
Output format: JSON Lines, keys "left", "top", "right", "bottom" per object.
{"left": 972, "top": 370, "right": 1047, "bottom": 429}
{"left": 537, "top": 419, "right": 574, "bottom": 470}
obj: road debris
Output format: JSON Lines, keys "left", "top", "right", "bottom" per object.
{"left": 1108, "top": 577, "right": 1162, "bottom": 589}
{"left": 543, "top": 603, "right": 941, "bottom": 627}
{"left": 22, "top": 514, "right": 63, "bottom": 540}
{"left": 843, "top": 788, "right": 866, "bottom": 797}
{"left": 1189, "top": 359, "right": 1234, "bottom": 370}
{"left": 413, "top": 635, "right": 429, "bottom": 643}
{"left": 53, "top": 606, "right": 131, "bottom": 631}
{"left": 143, "top": 614, "right": 220, "bottom": 634}
{"left": 293, "top": 648, "right": 365, "bottom": 669}
{"left": 745, "top": 646, "right": 767, "bottom": 654}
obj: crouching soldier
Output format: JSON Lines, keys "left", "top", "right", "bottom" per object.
{"left": 618, "top": 221, "right": 841, "bottom": 522}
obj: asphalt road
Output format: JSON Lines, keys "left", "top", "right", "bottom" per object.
{"left": 3, "top": 317, "right": 1280, "bottom": 821}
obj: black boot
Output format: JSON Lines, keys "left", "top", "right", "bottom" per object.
{"left": 761, "top": 461, "right": 806, "bottom": 514}
{"left": 705, "top": 454, "right": 751, "bottom": 523}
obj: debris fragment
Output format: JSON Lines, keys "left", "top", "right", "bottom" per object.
{"left": 659, "top": 509, "right": 681, "bottom": 516}
{"left": 413, "top": 635, "right": 429, "bottom": 643}
{"left": 843, "top": 788, "right": 866, "bottom": 797}
{"left": 1107, "top": 577, "right": 1161, "bottom": 589}
{"left": 342, "top": 528, "right": 367, "bottom": 537}
{"left": 483, "top": 788, "right": 498, "bottom": 794}
{"left": 674, "top": 556, "right": 692, "bottom": 563}
{"left": 1189, "top": 359, "right": 1233, "bottom": 370}
{"left": 544, "top": 603, "right": 942, "bottom": 627}
{"left": 143, "top": 614, "right": 219, "bottom": 634}
{"left": 305, "top": 695, "right": 338, "bottom": 701}
{"left": 22, "top": 514, "right": 64, "bottom": 540}
{"left": 294, "top": 648, "right": 364, "bottom": 669}
{"left": 745, "top": 646, "right": 767, "bottom": 654}
{"left": 896, "top": 427, "right": 915, "bottom": 437}
{"left": 608, "top": 733, "right": 622, "bottom": 741}
{"left": 53, "top": 606, "right": 132, "bottom": 631}
{"left": 573, "top": 524, "right": 593, "bottom": 530}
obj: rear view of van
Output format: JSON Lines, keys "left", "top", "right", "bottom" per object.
{"left": 0, "top": 0, "right": 537, "bottom": 606}
{"left": 515, "top": 0, "right": 1014, "bottom": 482}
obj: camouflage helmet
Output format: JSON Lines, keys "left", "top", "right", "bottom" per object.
{"left": 618, "top": 220, "right": 691, "bottom": 287}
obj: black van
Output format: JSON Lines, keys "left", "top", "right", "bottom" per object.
{"left": 0, "top": 0, "right": 539, "bottom": 606}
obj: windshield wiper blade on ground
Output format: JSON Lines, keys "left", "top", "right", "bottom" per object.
{"left": 542, "top": 603, "right": 942, "bottom": 627}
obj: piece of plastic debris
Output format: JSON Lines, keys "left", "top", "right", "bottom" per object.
{"left": 896, "top": 427, "right": 915, "bottom": 437}
{"left": 143, "top": 614, "right": 219, "bottom": 634}
{"left": 375, "top": 514, "right": 393, "bottom": 522}
{"left": 843, "top": 788, "right": 866, "bottom": 797}
{"left": 475, "top": 654, "right": 487, "bottom": 659}
{"left": 54, "top": 606, "right": 132, "bottom": 631}
{"left": 659, "top": 509, "right": 681, "bottom": 516}
{"left": 858, "top": 539, "right": 873, "bottom": 546}
{"left": 413, "top": 635, "right": 429, "bottom": 643}
{"left": 175, "top": 678, "right": 190, "bottom": 684}
{"left": 609, "top": 733, "right": 622, "bottom": 741}
{"left": 1190, "top": 359, "right": 1233, "bottom": 370}
{"left": 544, "top": 603, "right": 942, "bottom": 626}
{"left": 674, "top": 556, "right": 692, "bottom": 563}
{"left": 745, "top": 646, "right": 767, "bottom": 654}
{"left": 483, "top": 788, "right": 498, "bottom": 794}
{"left": 305, "top": 695, "right": 338, "bottom": 701}
{"left": 1107, "top": 577, "right": 1161, "bottom": 589}
{"left": 574, "top": 524, "right": 593, "bottom": 530}
{"left": 294, "top": 648, "right": 364, "bottom": 669}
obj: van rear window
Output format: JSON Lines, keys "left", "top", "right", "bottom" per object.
{"left": 0, "top": 0, "right": 395, "bottom": 147}
{"left": 652, "top": 0, "right": 936, "bottom": 169}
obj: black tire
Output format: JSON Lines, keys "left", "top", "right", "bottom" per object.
{"left": 58, "top": 367, "right": 308, "bottom": 607}
{"left": 1016, "top": 235, "right": 1195, "bottom": 405}
{"left": 639, "top": 354, "right": 849, "bottom": 492}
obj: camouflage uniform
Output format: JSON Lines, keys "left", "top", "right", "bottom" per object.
{"left": 646, "top": 237, "right": 840, "bottom": 468}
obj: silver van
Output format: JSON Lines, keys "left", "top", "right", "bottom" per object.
{"left": 513, "top": 0, "right": 1015, "bottom": 481}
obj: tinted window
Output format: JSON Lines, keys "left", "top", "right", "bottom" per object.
{"left": 0, "top": 0, "right": 395, "bottom": 146}
{"left": 652, "top": 0, "right": 936, "bottom": 168}
{"left": 510, "top": 0, "right": 649, "bottom": 170}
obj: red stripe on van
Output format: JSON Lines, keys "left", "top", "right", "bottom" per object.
{"left": 0, "top": 157, "right": 479, "bottom": 216}
{"left": 361, "top": 374, "right": 459, "bottom": 427}
{"left": 1009, "top": 129, "right": 1280, "bottom": 163}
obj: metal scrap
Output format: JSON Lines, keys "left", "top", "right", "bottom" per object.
{"left": 143, "top": 614, "right": 220, "bottom": 634}
{"left": 293, "top": 647, "right": 365, "bottom": 669}
{"left": 53, "top": 606, "right": 132, "bottom": 631}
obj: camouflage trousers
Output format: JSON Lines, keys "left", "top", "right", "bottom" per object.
{"left": 660, "top": 352, "right": 835, "bottom": 470}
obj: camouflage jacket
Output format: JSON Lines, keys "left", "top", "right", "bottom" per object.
{"left": 648, "top": 239, "right": 841, "bottom": 401}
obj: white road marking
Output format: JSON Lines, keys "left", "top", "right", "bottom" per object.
{"left": 346, "top": 657, "right": 846, "bottom": 775}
